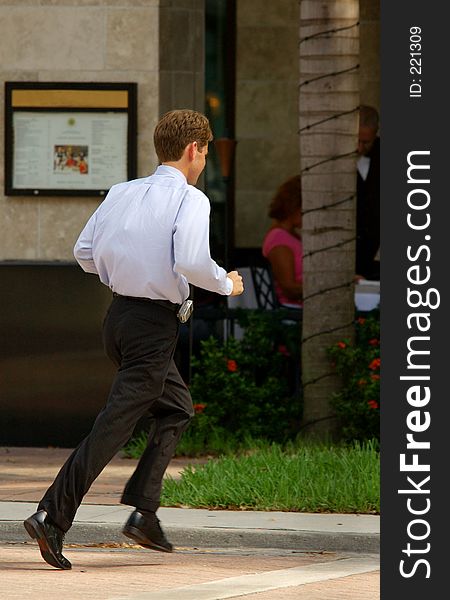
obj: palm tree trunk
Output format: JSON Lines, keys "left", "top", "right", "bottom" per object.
{"left": 299, "top": 0, "right": 359, "bottom": 439}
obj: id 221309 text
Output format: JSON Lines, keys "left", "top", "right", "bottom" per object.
{"left": 409, "top": 26, "right": 422, "bottom": 99}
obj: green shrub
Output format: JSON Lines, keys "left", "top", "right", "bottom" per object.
{"left": 186, "top": 310, "right": 302, "bottom": 447}
{"left": 328, "top": 312, "right": 380, "bottom": 443}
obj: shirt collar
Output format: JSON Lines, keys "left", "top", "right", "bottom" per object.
{"left": 155, "top": 164, "right": 187, "bottom": 183}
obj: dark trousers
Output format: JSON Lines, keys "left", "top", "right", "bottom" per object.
{"left": 38, "top": 295, "right": 194, "bottom": 533}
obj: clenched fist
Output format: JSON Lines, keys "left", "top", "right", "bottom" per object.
{"left": 227, "top": 270, "right": 244, "bottom": 296}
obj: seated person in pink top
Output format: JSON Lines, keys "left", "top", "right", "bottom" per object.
{"left": 262, "top": 175, "right": 302, "bottom": 308}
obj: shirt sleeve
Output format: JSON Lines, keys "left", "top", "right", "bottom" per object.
{"left": 73, "top": 211, "right": 98, "bottom": 274}
{"left": 173, "top": 189, "right": 231, "bottom": 295}
{"left": 225, "top": 277, "right": 234, "bottom": 295}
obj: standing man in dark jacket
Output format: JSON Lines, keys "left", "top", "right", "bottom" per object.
{"left": 356, "top": 105, "right": 380, "bottom": 280}
{"left": 24, "top": 109, "right": 244, "bottom": 570}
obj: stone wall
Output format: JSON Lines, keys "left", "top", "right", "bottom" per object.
{"left": 234, "top": 0, "right": 301, "bottom": 248}
{"left": 359, "top": 0, "right": 380, "bottom": 112}
{"left": 0, "top": 0, "right": 161, "bottom": 261}
{"left": 159, "top": 0, "right": 205, "bottom": 116}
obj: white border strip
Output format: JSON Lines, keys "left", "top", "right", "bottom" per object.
{"left": 113, "top": 556, "right": 379, "bottom": 600}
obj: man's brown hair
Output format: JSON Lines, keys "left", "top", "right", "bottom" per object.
{"left": 268, "top": 175, "right": 302, "bottom": 220}
{"left": 154, "top": 109, "right": 213, "bottom": 162}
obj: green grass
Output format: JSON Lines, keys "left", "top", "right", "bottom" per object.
{"left": 160, "top": 440, "right": 380, "bottom": 513}
{"left": 123, "top": 428, "right": 259, "bottom": 459}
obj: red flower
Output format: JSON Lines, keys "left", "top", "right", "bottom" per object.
{"left": 278, "top": 344, "right": 290, "bottom": 356}
{"left": 368, "top": 400, "right": 379, "bottom": 409}
{"left": 370, "top": 374, "right": 380, "bottom": 381}
{"left": 357, "top": 317, "right": 366, "bottom": 325}
{"left": 193, "top": 403, "right": 206, "bottom": 414}
{"left": 227, "top": 359, "right": 238, "bottom": 372}
{"left": 369, "top": 358, "right": 381, "bottom": 371}
{"left": 337, "top": 341, "right": 346, "bottom": 349}
{"left": 358, "top": 379, "right": 367, "bottom": 386}
{"left": 369, "top": 338, "right": 379, "bottom": 346}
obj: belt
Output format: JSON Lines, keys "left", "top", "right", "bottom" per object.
{"left": 112, "top": 292, "right": 180, "bottom": 313}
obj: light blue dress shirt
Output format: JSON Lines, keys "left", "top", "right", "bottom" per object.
{"left": 74, "top": 165, "right": 232, "bottom": 304}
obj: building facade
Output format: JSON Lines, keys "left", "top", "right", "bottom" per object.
{"left": 0, "top": 0, "right": 379, "bottom": 445}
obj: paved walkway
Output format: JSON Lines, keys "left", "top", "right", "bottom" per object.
{"left": 0, "top": 544, "right": 379, "bottom": 600}
{"left": 0, "top": 447, "right": 380, "bottom": 599}
{"left": 0, "top": 446, "right": 204, "bottom": 505}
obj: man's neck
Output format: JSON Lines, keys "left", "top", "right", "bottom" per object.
{"left": 162, "top": 161, "right": 189, "bottom": 180}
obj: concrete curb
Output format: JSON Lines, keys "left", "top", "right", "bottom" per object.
{"left": 0, "top": 521, "right": 379, "bottom": 553}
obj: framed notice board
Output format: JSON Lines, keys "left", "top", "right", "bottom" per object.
{"left": 4, "top": 82, "right": 137, "bottom": 197}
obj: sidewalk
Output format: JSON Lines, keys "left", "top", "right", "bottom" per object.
{"left": 0, "top": 446, "right": 379, "bottom": 553}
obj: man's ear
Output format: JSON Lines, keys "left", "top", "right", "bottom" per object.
{"left": 187, "top": 141, "right": 198, "bottom": 162}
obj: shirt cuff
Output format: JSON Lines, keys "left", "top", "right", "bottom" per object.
{"left": 225, "top": 277, "right": 234, "bottom": 296}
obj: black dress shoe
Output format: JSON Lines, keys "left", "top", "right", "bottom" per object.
{"left": 24, "top": 510, "right": 72, "bottom": 570}
{"left": 123, "top": 510, "right": 173, "bottom": 553}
